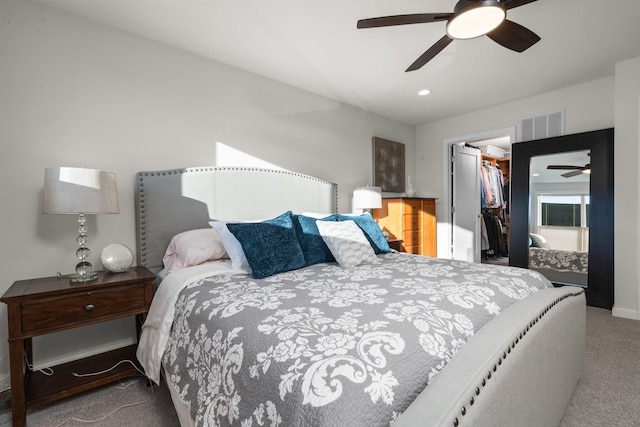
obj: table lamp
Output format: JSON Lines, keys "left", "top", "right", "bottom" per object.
{"left": 43, "top": 167, "right": 119, "bottom": 282}
{"left": 352, "top": 186, "right": 382, "bottom": 214}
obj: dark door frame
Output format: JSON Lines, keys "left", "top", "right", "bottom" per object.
{"left": 510, "top": 128, "right": 614, "bottom": 309}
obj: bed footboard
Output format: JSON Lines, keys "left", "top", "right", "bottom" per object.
{"left": 395, "top": 286, "right": 586, "bottom": 427}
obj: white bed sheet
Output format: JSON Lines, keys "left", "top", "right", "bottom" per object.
{"left": 136, "top": 260, "right": 243, "bottom": 384}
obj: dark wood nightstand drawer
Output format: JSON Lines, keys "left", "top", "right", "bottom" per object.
{"left": 21, "top": 284, "right": 146, "bottom": 334}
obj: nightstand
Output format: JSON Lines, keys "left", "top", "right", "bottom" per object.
{"left": 387, "top": 239, "right": 404, "bottom": 252}
{"left": 0, "top": 266, "right": 155, "bottom": 427}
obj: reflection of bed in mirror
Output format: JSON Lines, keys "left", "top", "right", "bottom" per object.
{"left": 528, "top": 248, "right": 588, "bottom": 286}
{"left": 528, "top": 232, "right": 588, "bottom": 286}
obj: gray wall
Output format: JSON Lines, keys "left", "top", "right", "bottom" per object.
{"left": 415, "top": 64, "right": 640, "bottom": 321}
{"left": 0, "top": 0, "right": 415, "bottom": 379}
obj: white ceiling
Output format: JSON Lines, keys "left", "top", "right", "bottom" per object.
{"left": 34, "top": 0, "right": 640, "bottom": 126}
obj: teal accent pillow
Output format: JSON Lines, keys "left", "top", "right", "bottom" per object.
{"left": 227, "top": 211, "right": 305, "bottom": 279}
{"left": 293, "top": 214, "right": 337, "bottom": 266}
{"left": 336, "top": 214, "right": 390, "bottom": 254}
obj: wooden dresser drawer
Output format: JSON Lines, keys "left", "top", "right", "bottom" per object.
{"left": 403, "top": 230, "right": 421, "bottom": 246}
{"left": 403, "top": 214, "right": 420, "bottom": 231}
{"left": 403, "top": 199, "right": 422, "bottom": 215}
{"left": 404, "top": 244, "right": 422, "bottom": 255}
{"left": 21, "top": 285, "right": 146, "bottom": 334}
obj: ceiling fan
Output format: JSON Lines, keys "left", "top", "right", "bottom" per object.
{"left": 546, "top": 163, "right": 591, "bottom": 178}
{"left": 357, "top": 0, "right": 541, "bottom": 72}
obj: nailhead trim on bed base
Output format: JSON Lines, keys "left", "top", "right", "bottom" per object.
{"left": 452, "top": 289, "right": 585, "bottom": 427}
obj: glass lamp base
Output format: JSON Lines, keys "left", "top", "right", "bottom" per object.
{"left": 69, "top": 271, "right": 98, "bottom": 283}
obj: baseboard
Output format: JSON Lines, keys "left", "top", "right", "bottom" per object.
{"left": 612, "top": 305, "right": 638, "bottom": 320}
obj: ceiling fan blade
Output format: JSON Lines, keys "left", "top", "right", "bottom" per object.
{"left": 357, "top": 13, "right": 452, "bottom": 29}
{"left": 547, "top": 165, "right": 583, "bottom": 170}
{"left": 503, "top": 0, "right": 538, "bottom": 10}
{"left": 487, "top": 20, "right": 540, "bottom": 52}
{"left": 562, "top": 170, "right": 584, "bottom": 178}
{"left": 406, "top": 35, "right": 453, "bottom": 72}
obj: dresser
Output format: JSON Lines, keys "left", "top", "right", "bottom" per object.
{"left": 373, "top": 197, "right": 437, "bottom": 257}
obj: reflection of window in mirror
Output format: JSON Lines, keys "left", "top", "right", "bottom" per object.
{"left": 538, "top": 194, "right": 589, "bottom": 251}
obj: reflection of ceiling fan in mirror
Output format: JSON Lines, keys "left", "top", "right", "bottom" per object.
{"left": 546, "top": 163, "right": 591, "bottom": 178}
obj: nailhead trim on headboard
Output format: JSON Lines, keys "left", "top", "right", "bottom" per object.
{"left": 451, "top": 289, "right": 585, "bottom": 427}
{"left": 135, "top": 166, "right": 338, "bottom": 269}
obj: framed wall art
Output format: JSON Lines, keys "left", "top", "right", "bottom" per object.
{"left": 372, "top": 137, "right": 405, "bottom": 192}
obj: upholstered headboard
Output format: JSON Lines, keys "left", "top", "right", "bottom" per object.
{"left": 134, "top": 167, "right": 338, "bottom": 272}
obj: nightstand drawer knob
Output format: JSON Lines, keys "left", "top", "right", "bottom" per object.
{"left": 85, "top": 304, "right": 95, "bottom": 312}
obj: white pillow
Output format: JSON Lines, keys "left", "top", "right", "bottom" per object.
{"left": 209, "top": 221, "right": 252, "bottom": 273}
{"left": 530, "top": 233, "right": 551, "bottom": 249}
{"left": 316, "top": 220, "right": 378, "bottom": 268}
{"left": 162, "top": 228, "right": 227, "bottom": 274}
{"left": 301, "top": 212, "right": 336, "bottom": 219}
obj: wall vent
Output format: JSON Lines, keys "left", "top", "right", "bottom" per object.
{"left": 520, "top": 109, "right": 565, "bottom": 141}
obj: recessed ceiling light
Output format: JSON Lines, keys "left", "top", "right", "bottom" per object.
{"left": 532, "top": 173, "right": 540, "bottom": 177}
{"left": 418, "top": 89, "right": 431, "bottom": 96}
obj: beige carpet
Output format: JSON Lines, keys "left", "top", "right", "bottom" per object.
{"left": 27, "top": 378, "right": 179, "bottom": 426}
{"left": 24, "top": 306, "right": 640, "bottom": 426}
{"left": 560, "top": 307, "right": 640, "bottom": 427}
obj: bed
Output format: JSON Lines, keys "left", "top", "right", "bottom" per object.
{"left": 528, "top": 233, "right": 588, "bottom": 286}
{"left": 134, "top": 167, "right": 586, "bottom": 427}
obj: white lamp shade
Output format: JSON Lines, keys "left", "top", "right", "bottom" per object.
{"left": 43, "top": 167, "right": 119, "bottom": 214}
{"left": 353, "top": 186, "right": 382, "bottom": 210}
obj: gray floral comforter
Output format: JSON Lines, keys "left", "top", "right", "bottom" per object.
{"left": 529, "top": 247, "right": 588, "bottom": 273}
{"left": 162, "top": 252, "right": 551, "bottom": 427}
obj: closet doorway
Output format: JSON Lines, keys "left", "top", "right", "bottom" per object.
{"left": 445, "top": 128, "right": 514, "bottom": 263}
{"left": 469, "top": 140, "right": 510, "bottom": 266}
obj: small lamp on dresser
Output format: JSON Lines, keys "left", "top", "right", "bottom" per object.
{"left": 43, "top": 167, "right": 119, "bottom": 282}
{"left": 352, "top": 186, "right": 382, "bottom": 214}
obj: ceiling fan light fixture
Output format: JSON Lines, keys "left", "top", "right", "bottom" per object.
{"left": 582, "top": 168, "right": 591, "bottom": 174}
{"left": 446, "top": 1, "right": 506, "bottom": 40}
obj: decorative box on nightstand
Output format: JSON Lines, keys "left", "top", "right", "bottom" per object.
{"left": 0, "top": 266, "right": 155, "bottom": 427}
